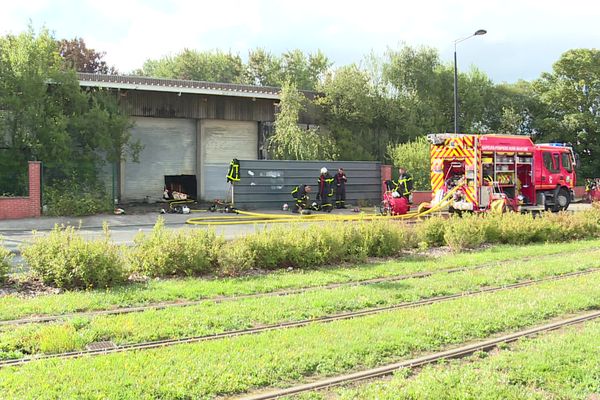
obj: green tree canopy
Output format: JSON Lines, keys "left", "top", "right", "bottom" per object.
{"left": 136, "top": 49, "right": 245, "bottom": 83}
{"left": 269, "top": 81, "right": 337, "bottom": 160}
{"left": 534, "top": 48, "right": 600, "bottom": 178}
{"left": 0, "top": 28, "right": 136, "bottom": 193}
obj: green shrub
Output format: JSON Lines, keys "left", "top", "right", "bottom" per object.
{"left": 482, "top": 213, "right": 551, "bottom": 245}
{"left": 45, "top": 178, "right": 112, "bottom": 217}
{"left": 217, "top": 240, "right": 256, "bottom": 277}
{"left": 128, "top": 217, "right": 223, "bottom": 277}
{"left": 215, "top": 220, "right": 415, "bottom": 276}
{"left": 416, "top": 216, "right": 447, "bottom": 247}
{"left": 0, "top": 238, "right": 12, "bottom": 283}
{"left": 21, "top": 224, "right": 126, "bottom": 289}
{"left": 443, "top": 215, "right": 487, "bottom": 251}
{"left": 545, "top": 209, "right": 600, "bottom": 242}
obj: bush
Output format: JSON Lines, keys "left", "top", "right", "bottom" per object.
{"left": 443, "top": 215, "right": 487, "bottom": 251}
{"left": 217, "top": 240, "right": 256, "bottom": 277}
{"left": 215, "top": 220, "right": 416, "bottom": 276}
{"left": 416, "top": 216, "right": 447, "bottom": 247}
{"left": 0, "top": 238, "right": 12, "bottom": 283}
{"left": 45, "top": 178, "right": 112, "bottom": 216}
{"left": 21, "top": 224, "right": 126, "bottom": 289}
{"left": 481, "top": 213, "right": 552, "bottom": 245}
{"left": 128, "top": 217, "right": 223, "bottom": 277}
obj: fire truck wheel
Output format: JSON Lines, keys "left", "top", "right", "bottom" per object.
{"left": 553, "top": 188, "right": 570, "bottom": 212}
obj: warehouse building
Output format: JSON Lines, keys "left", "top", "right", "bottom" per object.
{"left": 78, "top": 73, "right": 283, "bottom": 202}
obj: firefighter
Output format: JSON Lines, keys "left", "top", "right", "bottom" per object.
{"left": 585, "top": 178, "right": 593, "bottom": 203}
{"left": 291, "top": 184, "right": 312, "bottom": 213}
{"left": 317, "top": 167, "right": 335, "bottom": 212}
{"left": 389, "top": 167, "right": 413, "bottom": 200}
{"left": 335, "top": 168, "right": 347, "bottom": 209}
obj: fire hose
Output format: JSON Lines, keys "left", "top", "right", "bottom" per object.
{"left": 184, "top": 186, "right": 462, "bottom": 226}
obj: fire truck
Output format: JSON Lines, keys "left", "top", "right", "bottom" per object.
{"left": 426, "top": 134, "right": 577, "bottom": 213}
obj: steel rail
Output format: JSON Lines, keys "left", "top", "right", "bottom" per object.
{"left": 237, "top": 309, "right": 600, "bottom": 400}
{"left": 1, "top": 268, "right": 597, "bottom": 368}
{"left": 3, "top": 248, "right": 593, "bottom": 326}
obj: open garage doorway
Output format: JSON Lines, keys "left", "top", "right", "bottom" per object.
{"left": 164, "top": 175, "right": 197, "bottom": 199}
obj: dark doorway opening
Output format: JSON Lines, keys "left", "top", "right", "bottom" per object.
{"left": 164, "top": 175, "right": 197, "bottom": 199}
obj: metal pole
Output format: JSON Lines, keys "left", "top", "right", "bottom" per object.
{"left": 452, "top": 29, "right": 486, "bottom": 135}
{"left": 453, "top": 47, "right": 459, "bottom": 133}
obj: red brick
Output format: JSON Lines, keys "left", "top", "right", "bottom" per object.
{"left": 0, "top": 161, "right": 41, "bottom": 220}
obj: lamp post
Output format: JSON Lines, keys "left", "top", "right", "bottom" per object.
{"left": 453, "top": 29, "right": 487, "bottom": 133}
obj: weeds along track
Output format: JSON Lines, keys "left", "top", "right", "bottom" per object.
{"left": 3, "top": 249, "right": 594, "bottom": 326}
{"left": 237, "top": 309, "right": 600, "bottom": 400}
{"left": 1, "top": 268, "right": 596, "bottom": 368}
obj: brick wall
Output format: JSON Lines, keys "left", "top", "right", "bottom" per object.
{"left": 0, "top": 162, "right": 41, "bottom": 220}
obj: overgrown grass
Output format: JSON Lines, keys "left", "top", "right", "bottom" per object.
{"left": 420, "top": 205, "right": 600, "bottom": 251}
{"left": 217, "top": 220, "right": 416, "bottom": 276}
{"left": 329, "top": 320, "right": 600, "bottom": 399}
{"left": 20, "top": 224, "right": 127, "bottom": 289}
{"left": 2, "top": 248, "right": 599, "bottom": 359}
{"left": 2, "top": 240, "right": 598, "bottom": 321}
{"left": 12, "top": 206, "right": 600, "bottom": 288}
{"left": 0, "top": 238, "right": 12, "bottom": 283}
{"left": 1, "top": 272, "right": 600, "bottom": 399}
{"left": 128, "top": 217, "right": 223, "bottom": 277}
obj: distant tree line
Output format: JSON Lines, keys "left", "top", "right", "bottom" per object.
{"left": 1, "top": 26, "right": 598, "bottom": 199}
{"left": 136, "top": 46, "right": 599, "bottom": 178}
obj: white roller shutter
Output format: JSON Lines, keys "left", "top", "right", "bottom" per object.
{"left": 201, "top": 120, "right": 257, "bottom": 200}
{"left": 123, "top": 117, "right": 196, "bottom": 201}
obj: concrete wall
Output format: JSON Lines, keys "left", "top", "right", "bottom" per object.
{"left": 0, "top": 162, "right": 41, "bottom": 220}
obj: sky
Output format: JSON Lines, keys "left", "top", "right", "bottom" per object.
{"left": 1, "top": 0, "right": 599, "bottom": 83}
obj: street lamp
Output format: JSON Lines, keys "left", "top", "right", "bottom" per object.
{"left": 453, "top": 29, "right": 487, "bottom": 133}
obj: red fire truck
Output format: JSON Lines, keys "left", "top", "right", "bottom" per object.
{"left": 427, "top": 134, "right": 577, "bottom": 212}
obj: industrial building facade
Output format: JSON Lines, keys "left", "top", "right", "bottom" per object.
{"left": 78, "top": 73, "right": 280, "bottom": 202}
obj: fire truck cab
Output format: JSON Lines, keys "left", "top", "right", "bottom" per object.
{"left": 427, "top": 134, "right": 577, "bottom": 212}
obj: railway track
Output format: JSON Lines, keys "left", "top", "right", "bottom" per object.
{"left": 4, "top": 249, "right": 594, "bottom": 327}
{"left": 0, "top": 247, "right": 600, "bottom": 327}
{"left": 1, "top": 268, "right": 596, "bottom": 368}
{"left": 237, "top": 309, "right": 600, "bottom": 400}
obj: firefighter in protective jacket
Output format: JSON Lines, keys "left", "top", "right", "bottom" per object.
{"left": 386, "top": 167, "right": 413, "bottom": 200}
{"left": 335, "top": 168, "right": 347, "bottom": 209}
{"left": 291, "top": 184, "right": 312, "bottom": 213}
{"left": 317, "top": 167, "right": 335, "bottom": 212}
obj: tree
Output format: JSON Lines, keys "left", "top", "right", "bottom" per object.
{"left": 387, "top": 137, "right": 431, "bottom": 190}
{"left": 0, "top": 28, "right": 136, "bottom": 195}
{"left": 136, "top": 49, "right": 245, "bottom": 83}
{"left": 58, "top": 38, "right": 116, "bottom": 74}
{"left": 245, "top": 48, "right": 282, "bottom": 86}
{"left": 534, "top": 49, "right": 600, "bottom": 178}
{"left": 245, "top": 48, "right": 331, "bottom": 90}
{"left": 269, "top": 81, "right": 337, "bottom": 160}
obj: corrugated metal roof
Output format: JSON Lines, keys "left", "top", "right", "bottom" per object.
{"left": 77, "top": 73, "right": 284, "bottom": 100}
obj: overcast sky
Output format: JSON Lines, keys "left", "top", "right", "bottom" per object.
{"left": 2, "top": 0, "right": 599, "bottom": 83}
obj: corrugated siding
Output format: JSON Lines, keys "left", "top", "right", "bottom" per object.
{"left": 122, "top": 91, "right": 275, "bottom": 121}
{"left": 201, "top": 120, "right": 258, "bottom": 200}
{"left": 232, "top": 160, "right": 381, "bottom": 209}
{"left": 123, "top": 117, "right": 196, "bottom": 201}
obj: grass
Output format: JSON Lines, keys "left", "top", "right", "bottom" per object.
{"left": 1, "top": 271, "right": 600, "bottom": 399}
{"left": 325, "top": 320, "right": 600, "bottom": 399}
{"left": 2, "top": 239, "right": 599, "bottom": 321}
{"left": 2, "top": 248, "right": 600, "bottom": 359}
